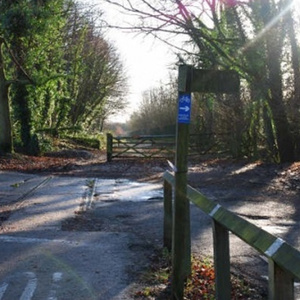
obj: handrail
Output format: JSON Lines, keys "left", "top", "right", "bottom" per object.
{"left": 163, "top": 170, "right": 298, "bottom": 299}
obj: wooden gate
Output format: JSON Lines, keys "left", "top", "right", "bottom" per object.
{"left": 106, "top": 133, "right": 232, "bottom": 161}
{"left": 106, "top": 133, "right": 175, "bottom": 161}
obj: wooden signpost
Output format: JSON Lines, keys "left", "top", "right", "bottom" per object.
{"left": 172, "top": 65, "right": 240, "bottom": 299}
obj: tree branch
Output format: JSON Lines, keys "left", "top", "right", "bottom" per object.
{"left": 2, "top": 38, "right": 35, "bottom": 85}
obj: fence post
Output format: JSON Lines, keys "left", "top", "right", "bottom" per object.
{"left": 212, "top": 219, "right": 231, "bottom": 300}
{"left": 268, "top": 259, "right": 294, "bottom": 300}
{"left": 106, "top": 133, "right": 113, "bottom": 162}
{"left": 172, "top": 65, "right": 192, "bottom": 300}
{"left": 163, "top": 179, "right": 173, "bottom": 252}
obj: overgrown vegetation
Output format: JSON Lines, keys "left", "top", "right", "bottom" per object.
{"left": 0, "top": 0, "right": 127, "bottom": 156}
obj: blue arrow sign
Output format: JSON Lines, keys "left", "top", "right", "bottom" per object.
{"left": 178, "top": 93, "right": 191, "bottom": 124}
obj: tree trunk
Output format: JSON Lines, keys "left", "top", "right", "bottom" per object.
{"left": 13, "top": 80, "right": 32, "bottom": 153}
{"left": 285, "top": 5, "right": 300, "bottom": 158}
{"left": 261, "top": 0, "right": 295, "bottom": 162}
{"left": 11, "top": 33, "right": 34, "bottom": 155}
{"left": 0, "top": 38, "right": 13, "bottom": 154}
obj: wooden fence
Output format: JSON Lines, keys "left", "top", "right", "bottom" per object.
{"left": 106, "top": 133, "right": 229, "bottom": 161}
{"left": 163, "top": 171, "right": 300, "bottom": 300}
{"left": 106, "top": 133, "right": 175, "bottom": 161}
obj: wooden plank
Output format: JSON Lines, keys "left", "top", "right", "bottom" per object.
{"left": 163, "top": 180, "right": 173, "bottom": 251}
{"left": 172, "top": 172, "right": 190, "bottom": 300}
{"left": 268, "top": 259, "right": 294, "bottom": 300}
{"left": 272, "top": 243, "right": 300, "bottom": 280}
{"left": 179, "top": 66, "right": 239, "bottom": 93}
{"left": 185, "top": 182, "right": 276, "bottom": 253}
{"left": 163, "top": 171, "right": 175, "bottom": 185}
{"left": 164, "top": 172, "right": 300, "bottom": 300}
{"left": 106, "top": 133, "right": 113, "bottom": 162}
{"left": 213, "top": 220, "right": 231, "bottom": 300}
{"left": 192, "top": 69, "right": 240, "bottom": 93}
{"left": 163, "top": 172, "right": 300, "bottom": 281}
{"left": 109, "top": 133, "right": 225, "bottom": 160}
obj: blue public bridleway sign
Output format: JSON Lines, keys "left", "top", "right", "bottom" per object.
{"left": 178, "top": 93, "right": 191, "bottom": 124}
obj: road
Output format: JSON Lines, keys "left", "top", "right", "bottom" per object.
{"left": 0, "top": 172, "right": 162, "bottom": 300}
{"left": 1, "top": 169, "right": 300, "bottom": 299}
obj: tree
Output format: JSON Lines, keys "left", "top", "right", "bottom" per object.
{"left": 40, "top": 1, "right": 128, "bottom": 134}
{"left": 67, "top": 19, "right": 127, "bottom": 132}
{"left": 129, "top": 77, "right": 177, "bottom": 135}
{"left": 0, "top": 37, "right": 12, "bottom": 154}
{"left": 0, "top": 0, "right": 69, "bottom": 154}
{"left": 105, "top": 0, "right": 300, "bottom": 162}
{"left": 0, "top": 0, "right": 128, "bottom": 154}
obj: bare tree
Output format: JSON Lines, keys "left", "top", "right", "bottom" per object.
{"left": 104, "top": 0, "right": 300, "bottom": 162}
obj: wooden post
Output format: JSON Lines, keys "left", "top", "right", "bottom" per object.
{"left": 172, "top": 65, "right": 192, "bottom": 300}
{"left": 268, "top": 259, "right": 294, "bottom": 300}
{"left": 171, "top": 65, "right": 239, "bottom": 300}
{"left": 106, "top": 133, "right": 113, "bottom": 162}
{"left": 212, "top": 220, "right": 231, "bottom": 300}
{"left": 163, "top": 179, "right": 173, "bottom": 251}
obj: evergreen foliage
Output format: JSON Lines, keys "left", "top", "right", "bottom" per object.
{"left": 0, "top": 0, "right": 127, "bottom": 155}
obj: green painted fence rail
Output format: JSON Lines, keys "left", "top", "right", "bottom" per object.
{"left": 163, "top": 170, "right": 299, "bottom": 300}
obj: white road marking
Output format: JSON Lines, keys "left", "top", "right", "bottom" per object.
{"left": 0, "top": 235, "right": 80, "bottom": 246}
{"left": 0, "top": 283, "right": 8, "bottom": 299}
{"left": 20, "top": 272, "right": 37, "bottom": 300}
{"left": 0, "top": 272, "right": 64, "bottom": 300}
{"left": 47, "top": 272, "right": 63, "bottom": 300}
{"left": 0, "top": 235, "right": 51, "bottom": 244}
{"left": 52, "top": 272, "right": 63, "bottom": 283}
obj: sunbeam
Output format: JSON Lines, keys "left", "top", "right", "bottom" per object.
{"left": 241, "top": 0, "right": 296, "bottom": 53}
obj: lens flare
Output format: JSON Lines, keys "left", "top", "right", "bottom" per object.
{"left": 241, "top": 0, "right": 295, "bottom": 54}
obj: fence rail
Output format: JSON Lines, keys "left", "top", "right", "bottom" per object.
{"left": 106, "top": 133, "right": 175, "bottom": 161}
{"left": 163, "top": 171, "right": 300, "bottom": 299}
{"left": 106, "top": 133, "right": 230, "bottom": 161}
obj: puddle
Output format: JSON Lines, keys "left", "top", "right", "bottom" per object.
{"left": 95, "top": 179, "right": 163, "bottom": 202}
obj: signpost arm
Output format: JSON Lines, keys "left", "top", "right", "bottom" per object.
{"left": 172, "top": 65, "right": 192, "bottom": 299}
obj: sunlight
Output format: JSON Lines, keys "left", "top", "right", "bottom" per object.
{"left": 241, "top": 0, "right": 296, "bottom": 53}
{"left": 230, "top": 162, "right": 258, "bottom": 175}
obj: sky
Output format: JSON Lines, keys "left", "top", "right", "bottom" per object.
{"left": 86, "top": 0, "right": 300, "bottom": 123}
{"left": 105, "top": 27, "right": 177, "bottom": 122}
{"left": 85, "top": 0, "right": 179, "bottom": 123}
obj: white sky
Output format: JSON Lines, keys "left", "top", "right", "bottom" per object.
{"left": 86, "top": 0, "right": 300, "bottom": 123}
{"left": 106, "top": 27, "right": 176, "bottom": 122}
{"left": 85, "top": 0, "right": 178, "bottom": 123}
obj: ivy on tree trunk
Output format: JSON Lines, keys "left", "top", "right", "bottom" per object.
{"left": 0, "top": 37, "right": 12, "bottom": 154}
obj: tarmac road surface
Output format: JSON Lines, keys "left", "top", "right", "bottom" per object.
{"left": 1, "top": 171, "right": 300, "bottom": 299}
{"left": 0, "top": 172, "right": 164, "bottom": 300}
